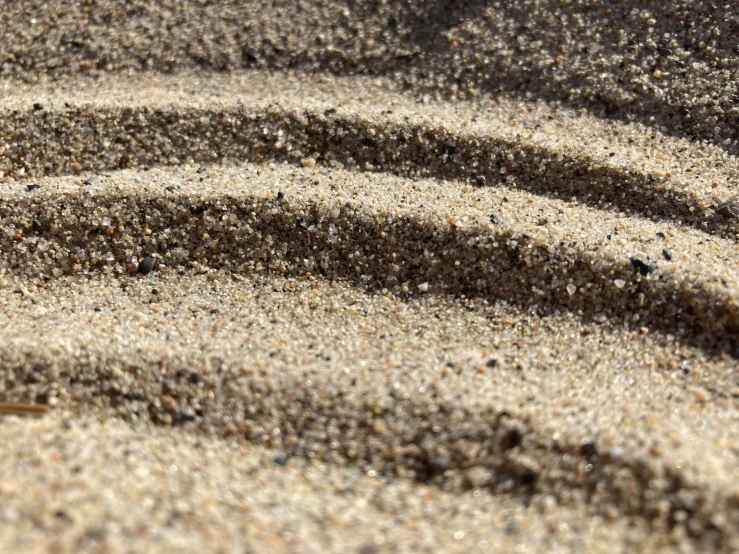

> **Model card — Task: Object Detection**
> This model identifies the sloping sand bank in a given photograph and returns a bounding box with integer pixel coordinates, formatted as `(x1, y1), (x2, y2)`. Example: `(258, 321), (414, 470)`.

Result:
(1, 2), (738, 553)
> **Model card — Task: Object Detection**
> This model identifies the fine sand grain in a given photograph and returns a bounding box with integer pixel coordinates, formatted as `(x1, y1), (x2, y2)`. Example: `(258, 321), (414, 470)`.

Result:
(1, 2), (738, 553)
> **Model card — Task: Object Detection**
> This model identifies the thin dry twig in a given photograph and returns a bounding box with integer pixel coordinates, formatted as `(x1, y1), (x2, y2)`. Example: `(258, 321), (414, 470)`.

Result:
(0, 402), (50, 417)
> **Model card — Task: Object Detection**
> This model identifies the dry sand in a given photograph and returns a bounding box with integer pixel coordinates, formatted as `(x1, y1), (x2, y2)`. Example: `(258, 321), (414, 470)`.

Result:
(1, 2), (738, 553)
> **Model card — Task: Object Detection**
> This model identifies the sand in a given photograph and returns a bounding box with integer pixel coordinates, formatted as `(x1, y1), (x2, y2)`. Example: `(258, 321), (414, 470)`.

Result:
(0, 1), (738, 553)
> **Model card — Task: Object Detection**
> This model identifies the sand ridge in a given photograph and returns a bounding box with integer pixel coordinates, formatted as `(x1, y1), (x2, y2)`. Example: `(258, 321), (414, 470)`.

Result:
(1, 2), (739, 553)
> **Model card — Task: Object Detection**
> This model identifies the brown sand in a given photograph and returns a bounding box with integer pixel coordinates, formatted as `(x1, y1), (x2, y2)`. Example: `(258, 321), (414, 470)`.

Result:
(1, 2), (738, 553)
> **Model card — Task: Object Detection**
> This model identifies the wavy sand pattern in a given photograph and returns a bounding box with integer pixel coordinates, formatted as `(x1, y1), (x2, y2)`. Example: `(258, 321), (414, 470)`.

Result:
(1, 2), (738, 553)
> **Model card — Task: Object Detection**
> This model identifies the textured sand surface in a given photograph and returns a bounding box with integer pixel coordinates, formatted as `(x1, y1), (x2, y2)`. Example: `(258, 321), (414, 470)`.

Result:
(1, 2), (739, 553)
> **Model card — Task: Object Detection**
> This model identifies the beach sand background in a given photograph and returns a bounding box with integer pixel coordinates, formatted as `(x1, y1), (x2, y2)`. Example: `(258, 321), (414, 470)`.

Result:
(0, 1), (738, 552)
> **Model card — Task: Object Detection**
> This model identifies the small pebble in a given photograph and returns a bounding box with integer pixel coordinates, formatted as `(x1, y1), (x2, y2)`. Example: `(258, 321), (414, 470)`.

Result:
(138, 257), (157, 275)
(630, 257), (654, 276)
(161, 395), (177, 414)
(272, 452), (289, 466)
(716, 198), (739, 219)
(427, 453), (451, 473)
